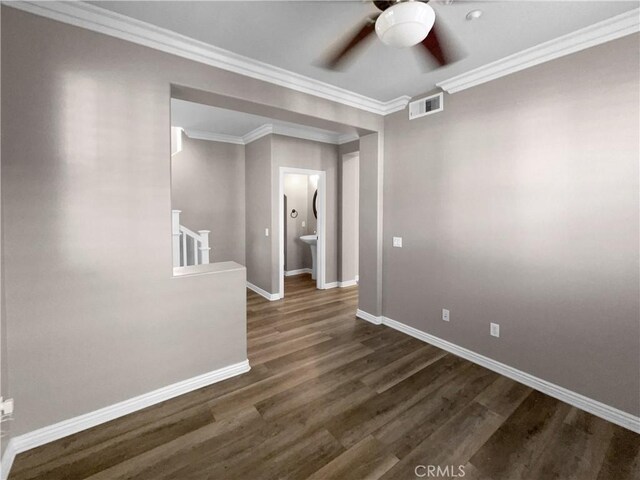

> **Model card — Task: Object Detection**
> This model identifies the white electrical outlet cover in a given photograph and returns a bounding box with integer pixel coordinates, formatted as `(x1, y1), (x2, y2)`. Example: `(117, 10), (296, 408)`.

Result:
(442, 309), (450, 322)
(393, 237), (403, 248)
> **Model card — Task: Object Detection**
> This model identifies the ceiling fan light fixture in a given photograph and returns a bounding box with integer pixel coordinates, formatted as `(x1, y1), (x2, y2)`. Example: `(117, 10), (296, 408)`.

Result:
(375, 1), (436, 48)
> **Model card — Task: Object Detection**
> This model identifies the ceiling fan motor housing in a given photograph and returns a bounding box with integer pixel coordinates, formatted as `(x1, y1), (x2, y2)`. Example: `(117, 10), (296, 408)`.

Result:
(375, 1), (436, 48)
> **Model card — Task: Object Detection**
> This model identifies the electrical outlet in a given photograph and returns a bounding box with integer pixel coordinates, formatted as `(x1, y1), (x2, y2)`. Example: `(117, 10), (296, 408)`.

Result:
(302, 221), (306, 227)
(442, 309), (450, 322)
(265, 228), (269, 237)
(490, 323), (500, 338)
(393, 237), (403, 248)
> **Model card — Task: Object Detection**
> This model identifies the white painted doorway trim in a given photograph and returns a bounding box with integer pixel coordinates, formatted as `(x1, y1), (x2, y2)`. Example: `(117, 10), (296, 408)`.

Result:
(279, 167), (326, 298)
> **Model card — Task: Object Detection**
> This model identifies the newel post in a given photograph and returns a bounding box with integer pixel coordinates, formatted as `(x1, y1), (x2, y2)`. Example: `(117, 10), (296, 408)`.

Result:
(198, 230), (211, 264)
(172, 210), (182, 267)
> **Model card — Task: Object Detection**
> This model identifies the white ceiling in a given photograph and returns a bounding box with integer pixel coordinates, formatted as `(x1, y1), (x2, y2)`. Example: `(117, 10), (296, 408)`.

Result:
(172, 98), (353, 143)
(94, 1), (638, 101)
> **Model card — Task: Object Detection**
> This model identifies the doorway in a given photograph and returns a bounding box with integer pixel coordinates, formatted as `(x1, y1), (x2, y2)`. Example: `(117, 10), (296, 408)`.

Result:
(279, 167), (326, 298)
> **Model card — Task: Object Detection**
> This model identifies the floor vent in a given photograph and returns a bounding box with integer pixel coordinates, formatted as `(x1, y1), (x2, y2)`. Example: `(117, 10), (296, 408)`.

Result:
(409, 92), (443, 120)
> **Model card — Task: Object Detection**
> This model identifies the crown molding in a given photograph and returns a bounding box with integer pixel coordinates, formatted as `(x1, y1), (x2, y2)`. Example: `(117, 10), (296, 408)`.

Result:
(183, 123), (359, 147)
(271, 124), (341, 146)
(183, 129), (245, 145)
(5, 1), (409, 116)
(242, 124), (274, 145)
(338, 133), (360, 145)
(8, 1), (632, 111)
(380, 95), (412, 114)
(437, 7), (640, 94)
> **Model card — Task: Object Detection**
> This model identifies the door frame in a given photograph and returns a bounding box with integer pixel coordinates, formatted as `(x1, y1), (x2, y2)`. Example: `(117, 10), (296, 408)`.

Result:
(278, 167), (326, 298)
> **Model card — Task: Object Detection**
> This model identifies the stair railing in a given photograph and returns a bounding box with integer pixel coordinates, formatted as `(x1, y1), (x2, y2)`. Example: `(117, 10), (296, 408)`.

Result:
(172, 210), (210, 267)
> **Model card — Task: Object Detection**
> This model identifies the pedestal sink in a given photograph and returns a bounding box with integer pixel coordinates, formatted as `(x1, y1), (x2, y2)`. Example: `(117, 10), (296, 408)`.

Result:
(300, 235), (318, 279)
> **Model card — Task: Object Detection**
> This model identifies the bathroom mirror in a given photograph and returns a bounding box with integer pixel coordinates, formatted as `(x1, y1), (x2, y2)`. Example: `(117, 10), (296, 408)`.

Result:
(312, 190), (318, 219)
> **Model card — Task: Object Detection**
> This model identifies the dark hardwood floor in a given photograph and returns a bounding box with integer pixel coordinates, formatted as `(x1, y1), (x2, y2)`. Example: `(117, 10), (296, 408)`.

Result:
(10, 275), (640, 479)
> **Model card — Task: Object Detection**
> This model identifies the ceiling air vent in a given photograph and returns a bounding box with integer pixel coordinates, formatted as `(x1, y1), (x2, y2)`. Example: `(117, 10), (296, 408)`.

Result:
(409, 92), (443, 120)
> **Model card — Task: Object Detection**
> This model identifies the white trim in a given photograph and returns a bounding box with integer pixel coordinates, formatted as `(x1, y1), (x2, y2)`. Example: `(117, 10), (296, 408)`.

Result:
(381, 316), (640, 434)
(186, 123), (360, 147)
(284, 268), (312, 277)
(272, 124), (342, 146)
(325, 280), (358, 289)
(243, 124), (274, 145)
(245, 124), (358, 146)
(246, 282), (280, 301)
(0, 440), (17, 480)
(183, 129), (244, 145)
(380, 96), (412, 115)
(437, 8), (640, 94)
(0, 360), (251, 480)
(5, 1), (410, 115)
(279, 168), (326, 298)
(338, 133), (360, 145)
(5, 2), (636, 111)
(356, 309), (382, 325)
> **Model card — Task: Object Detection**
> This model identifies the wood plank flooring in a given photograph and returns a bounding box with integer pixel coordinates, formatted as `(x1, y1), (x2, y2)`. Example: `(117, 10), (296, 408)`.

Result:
(9, 275), (640, 479)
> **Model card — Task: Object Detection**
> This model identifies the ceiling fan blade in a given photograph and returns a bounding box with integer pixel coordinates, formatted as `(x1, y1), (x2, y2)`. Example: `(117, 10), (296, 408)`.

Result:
(373, 1), (395, 11)
(417, 20), (465, 70)
(420, 24), (449, 66)
(324, 16), (377, 70)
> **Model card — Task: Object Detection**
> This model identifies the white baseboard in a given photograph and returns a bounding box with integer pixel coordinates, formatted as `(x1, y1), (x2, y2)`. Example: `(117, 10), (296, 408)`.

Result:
(323, 279), (357, 289)
(284, 268), (312, 277)
(0, 440), (17, 480)
(246, 282), (280, 301)
(381, 316), (640, 434)
(356, 309), (382, 325)
(287, 278), (355, 290)
(0, 360), (251, 480)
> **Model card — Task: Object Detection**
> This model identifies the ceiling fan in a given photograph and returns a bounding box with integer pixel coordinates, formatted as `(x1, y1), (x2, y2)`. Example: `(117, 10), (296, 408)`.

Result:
(325, 0), (460, 70)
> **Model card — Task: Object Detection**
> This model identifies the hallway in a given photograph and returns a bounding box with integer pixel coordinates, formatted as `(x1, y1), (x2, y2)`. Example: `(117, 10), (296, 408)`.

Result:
(8, 275), (638, 479)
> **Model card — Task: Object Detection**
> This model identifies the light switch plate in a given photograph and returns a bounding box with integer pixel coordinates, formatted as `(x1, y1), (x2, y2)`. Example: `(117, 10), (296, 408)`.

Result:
(393, 237), (403, 248)
(490, 323), (500, 337)
(265, 228), (269, 237)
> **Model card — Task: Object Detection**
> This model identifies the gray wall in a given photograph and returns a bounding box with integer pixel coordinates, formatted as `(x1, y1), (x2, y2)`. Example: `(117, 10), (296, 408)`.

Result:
(284, 174), (312, 272)
(171, 134), (246, 265)
(341, 153), (359, 283)
(245, 136), (273, 292)
(0, 3), (8, 456)
(306, 175), (318, 237)
(383, 34), (640, 415)
(0, 6), (382, 437)
(245, 135), (342, 293)
(169, 87), (383, 314)
(337, 140), (360, 284)
(359, 133), (384, 315)
(271, 135), (339, 293)
(2, 7), (250, 436)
